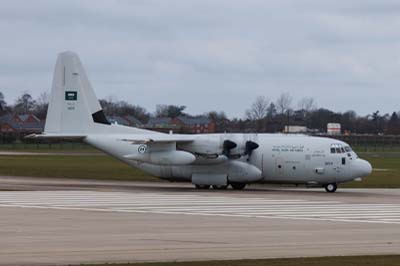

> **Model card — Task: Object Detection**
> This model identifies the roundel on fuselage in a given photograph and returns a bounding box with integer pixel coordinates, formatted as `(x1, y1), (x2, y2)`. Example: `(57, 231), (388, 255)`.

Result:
(138, 144), (147, 154)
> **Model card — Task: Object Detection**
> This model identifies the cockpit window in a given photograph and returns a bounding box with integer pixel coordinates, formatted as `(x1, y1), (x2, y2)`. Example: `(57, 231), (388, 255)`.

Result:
(330, 143), (351, 154)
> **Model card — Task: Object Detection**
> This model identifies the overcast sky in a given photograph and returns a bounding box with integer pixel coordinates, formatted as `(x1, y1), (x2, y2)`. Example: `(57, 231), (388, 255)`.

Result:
(1, 0), (400, 118)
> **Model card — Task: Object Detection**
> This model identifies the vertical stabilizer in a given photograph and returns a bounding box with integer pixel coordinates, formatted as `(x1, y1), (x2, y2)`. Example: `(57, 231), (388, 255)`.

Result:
(45, 51), (108, 134)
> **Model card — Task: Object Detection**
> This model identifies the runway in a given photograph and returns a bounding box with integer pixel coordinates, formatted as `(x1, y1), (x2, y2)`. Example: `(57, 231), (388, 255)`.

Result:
(1, 176), (400, 265)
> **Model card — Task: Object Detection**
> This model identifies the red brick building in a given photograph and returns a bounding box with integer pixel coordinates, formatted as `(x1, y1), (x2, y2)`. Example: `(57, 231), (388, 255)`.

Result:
(143, 116), (215, 134)
(0, 114), (44, 134)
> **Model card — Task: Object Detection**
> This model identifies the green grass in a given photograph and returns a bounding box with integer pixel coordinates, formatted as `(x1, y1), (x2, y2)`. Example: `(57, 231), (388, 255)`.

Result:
(0, 151), (399, 188)
(76, 255), (400, 266)
(0, 142), (98, 153)
(0, 155), (157, 181)
(343, 153), (400, 188)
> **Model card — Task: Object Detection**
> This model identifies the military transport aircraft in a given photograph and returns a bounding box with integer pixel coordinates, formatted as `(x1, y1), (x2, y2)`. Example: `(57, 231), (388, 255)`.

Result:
(29, 51), (372, 193)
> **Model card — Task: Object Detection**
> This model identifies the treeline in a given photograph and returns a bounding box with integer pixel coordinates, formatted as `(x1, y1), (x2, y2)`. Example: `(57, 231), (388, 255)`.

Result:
(1, 91), (400, 135)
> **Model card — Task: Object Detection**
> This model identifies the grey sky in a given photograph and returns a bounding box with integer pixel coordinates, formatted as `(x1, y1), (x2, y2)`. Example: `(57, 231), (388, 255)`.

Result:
(1, 0), (400, 118)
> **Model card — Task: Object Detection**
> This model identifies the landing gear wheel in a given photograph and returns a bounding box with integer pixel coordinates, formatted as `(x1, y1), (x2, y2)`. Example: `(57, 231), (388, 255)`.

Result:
(195, 184), (210, 189)
(230, 182), (246, 190)
(324, 183), (337, 193)
(212, 185), (228, 190)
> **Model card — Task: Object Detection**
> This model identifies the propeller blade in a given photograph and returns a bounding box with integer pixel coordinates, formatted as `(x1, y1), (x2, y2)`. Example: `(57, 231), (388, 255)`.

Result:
(245, 141), (259, 160)
(223, 140), (237, 158)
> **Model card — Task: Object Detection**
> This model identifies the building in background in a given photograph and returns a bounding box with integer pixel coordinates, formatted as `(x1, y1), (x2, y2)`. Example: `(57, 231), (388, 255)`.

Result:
(0, 114), (44, 135)
(143, 116), (215, 134)
(144, 117), (181, 133)
(173, 116), (215, 134)
(284, 125), (307, 133)
(327, 123), (341, 135)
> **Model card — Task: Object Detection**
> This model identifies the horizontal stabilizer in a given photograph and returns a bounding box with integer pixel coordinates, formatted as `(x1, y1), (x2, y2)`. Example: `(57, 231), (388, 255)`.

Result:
(25, 133), (86, 140)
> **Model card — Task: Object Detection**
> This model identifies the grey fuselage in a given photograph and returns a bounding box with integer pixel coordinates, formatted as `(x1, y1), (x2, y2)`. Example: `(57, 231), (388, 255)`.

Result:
(85, 133), (372, 186)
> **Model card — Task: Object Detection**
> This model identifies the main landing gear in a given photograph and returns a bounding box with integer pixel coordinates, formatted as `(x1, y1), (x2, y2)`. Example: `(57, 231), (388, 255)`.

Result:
(194, 183), (247, 190)
(195, 184), (210, 189)
(324, 183), (338, 193)
(230, 182), (246, 190)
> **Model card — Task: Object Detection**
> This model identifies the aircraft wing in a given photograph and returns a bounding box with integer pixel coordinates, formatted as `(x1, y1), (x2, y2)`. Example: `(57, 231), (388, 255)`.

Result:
(26, 134), (195, 143)
(119, 136), (194, 144)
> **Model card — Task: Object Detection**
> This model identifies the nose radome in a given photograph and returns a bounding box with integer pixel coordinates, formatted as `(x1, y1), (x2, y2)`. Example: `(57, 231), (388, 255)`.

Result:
(355, 159), (372, 177)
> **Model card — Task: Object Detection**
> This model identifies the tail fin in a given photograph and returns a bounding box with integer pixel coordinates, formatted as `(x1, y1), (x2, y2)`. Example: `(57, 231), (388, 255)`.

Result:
(44, 51), (109, 134)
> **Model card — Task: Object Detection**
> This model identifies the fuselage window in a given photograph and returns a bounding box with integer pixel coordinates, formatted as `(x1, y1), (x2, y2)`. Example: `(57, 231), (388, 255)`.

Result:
(342, 157), (346, 165)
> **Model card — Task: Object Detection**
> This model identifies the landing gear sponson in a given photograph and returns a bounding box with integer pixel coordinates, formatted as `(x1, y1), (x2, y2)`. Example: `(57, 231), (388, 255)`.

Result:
(195, 183), (247, 190)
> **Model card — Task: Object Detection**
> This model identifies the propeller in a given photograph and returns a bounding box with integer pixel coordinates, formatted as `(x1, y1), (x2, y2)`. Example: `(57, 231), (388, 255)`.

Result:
(222, 140), (237, 158)
(244, 140), (259, 161)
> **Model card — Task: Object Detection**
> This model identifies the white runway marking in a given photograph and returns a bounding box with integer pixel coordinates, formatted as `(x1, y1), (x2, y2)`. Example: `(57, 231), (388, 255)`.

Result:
(1, 191), (400, 224)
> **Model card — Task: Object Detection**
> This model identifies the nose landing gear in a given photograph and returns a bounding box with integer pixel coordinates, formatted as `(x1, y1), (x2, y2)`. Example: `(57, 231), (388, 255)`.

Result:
(324, 183), (337, 193)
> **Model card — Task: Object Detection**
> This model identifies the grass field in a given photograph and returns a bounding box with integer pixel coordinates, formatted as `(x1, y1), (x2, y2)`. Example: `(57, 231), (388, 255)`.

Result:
(0, 155), (157, 181)
(75, 255), (400, 266)
(343, 153), (400, 188)
(0, 151), (399, 188)
(0, 143), (99, 153)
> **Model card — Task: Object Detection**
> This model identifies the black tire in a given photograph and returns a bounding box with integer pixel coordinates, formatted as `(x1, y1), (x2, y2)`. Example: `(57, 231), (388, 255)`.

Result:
(195, 184), (210, 189)
(324, 183), (337, 193)
(230, 182), (246, 190)
(212, 185), (228, 190)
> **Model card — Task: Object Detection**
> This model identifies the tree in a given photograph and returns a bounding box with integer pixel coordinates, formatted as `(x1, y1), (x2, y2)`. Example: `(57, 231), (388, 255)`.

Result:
(298, 97), (316, 114)
(0, 92), (6, 113)
(99, 97), (150, 123)
(207, 111), (230, 132)
(245, 96), (270, 120)
(155, 104), (186, 118)
(370, 110), (388, 134)
(276, 92), (292, 115)
(14, 92), (36, 114)
(387, 112), (400, 135)
(275, 92), (293, 130)
(266, 102), (277, 119)
(33, 92), (49, 119)
(341, 110), (357, 133)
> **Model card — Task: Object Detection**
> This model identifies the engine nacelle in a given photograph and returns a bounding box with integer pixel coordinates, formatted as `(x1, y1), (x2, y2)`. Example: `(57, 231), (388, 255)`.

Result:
(178, 135), (258, 157)
(227, 160), (263, 183)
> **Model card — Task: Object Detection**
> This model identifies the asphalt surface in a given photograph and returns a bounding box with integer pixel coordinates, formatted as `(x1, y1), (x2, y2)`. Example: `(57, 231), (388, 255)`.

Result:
(1, 176), (400, 266)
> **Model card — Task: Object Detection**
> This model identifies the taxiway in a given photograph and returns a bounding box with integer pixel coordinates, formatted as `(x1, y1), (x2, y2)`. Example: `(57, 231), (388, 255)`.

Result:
(1, 176), (399, 266)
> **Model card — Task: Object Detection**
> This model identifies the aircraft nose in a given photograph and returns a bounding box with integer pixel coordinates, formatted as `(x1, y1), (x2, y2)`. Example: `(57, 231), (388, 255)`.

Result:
(353, 159), (372, 177)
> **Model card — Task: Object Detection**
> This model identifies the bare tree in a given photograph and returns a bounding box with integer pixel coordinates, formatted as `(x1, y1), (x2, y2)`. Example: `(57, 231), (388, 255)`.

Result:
(14, 91), (36, 114)
(245, 96), (270, 120)
(275, 92), (292, 115)
(207, 111), (229, 132)
(33, 92), (49, 119)
(0, 91), (6, 113)
(155, 104), (186, 118)
(298, 97), (316, 113)
(99, 96), (150, 123)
